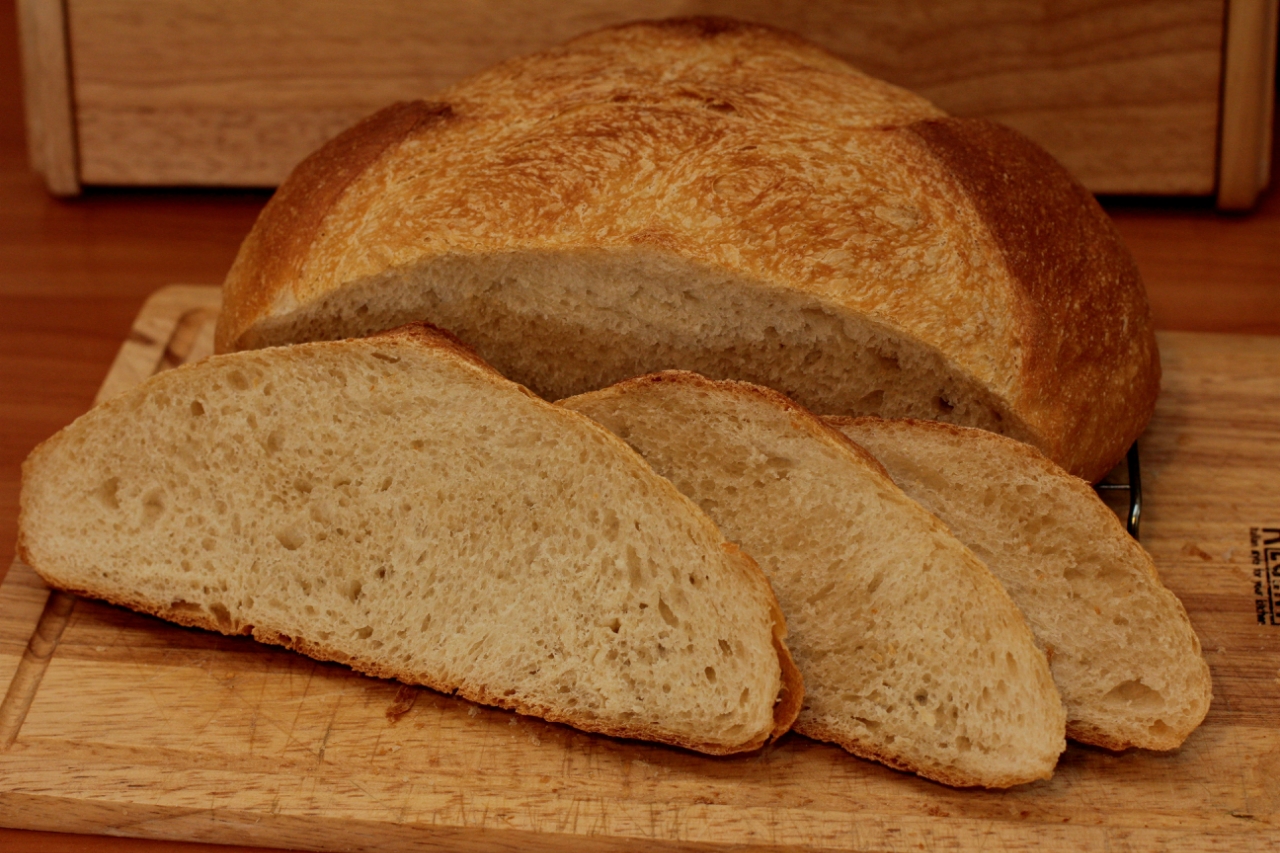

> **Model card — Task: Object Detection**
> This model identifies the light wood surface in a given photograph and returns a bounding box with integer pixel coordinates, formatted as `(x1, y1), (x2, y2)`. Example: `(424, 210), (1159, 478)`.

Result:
(60, 0), (1226, 195)
(2, 287), (1279, 851)
(15, 0), (76, 195)
(1218, 0), (1279, 209)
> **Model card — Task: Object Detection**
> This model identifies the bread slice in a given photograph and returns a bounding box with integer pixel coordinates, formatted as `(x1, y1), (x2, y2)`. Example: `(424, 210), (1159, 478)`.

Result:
(18, 324), (802, 755)
(562, 372), (1066, 787)
(214, 17), (1159, 484)
(826, 416), (1212, 750)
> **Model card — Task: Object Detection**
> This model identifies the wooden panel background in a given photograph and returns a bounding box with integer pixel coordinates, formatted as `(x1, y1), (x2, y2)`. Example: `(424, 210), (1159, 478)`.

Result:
(63, 0), (1226, 194)
(0, 286), (1279, 851)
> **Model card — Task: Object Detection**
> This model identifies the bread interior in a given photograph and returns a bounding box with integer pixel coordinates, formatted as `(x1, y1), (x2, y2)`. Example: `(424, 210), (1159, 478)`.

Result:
(20, 339), (785, 751)
(830, 418), (1212, 750)
(238, 248), (1031, 443)
(564, 376), (1065, 786)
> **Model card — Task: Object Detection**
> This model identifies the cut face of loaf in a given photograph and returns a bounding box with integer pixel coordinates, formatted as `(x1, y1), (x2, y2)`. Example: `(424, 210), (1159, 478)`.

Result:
(827, 416), (1212, 751)
(215, 17), (1160, 484)
(18, 324), (802, 755)
(562, 372), (1067, 788)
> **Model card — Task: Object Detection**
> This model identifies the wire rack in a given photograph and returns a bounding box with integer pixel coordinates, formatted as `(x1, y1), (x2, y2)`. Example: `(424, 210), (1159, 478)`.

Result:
(1094, 442), (1142, 540)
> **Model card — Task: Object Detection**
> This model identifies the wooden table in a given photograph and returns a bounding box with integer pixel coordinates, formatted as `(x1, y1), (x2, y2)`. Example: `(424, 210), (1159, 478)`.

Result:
(2, 4), (1279, 851)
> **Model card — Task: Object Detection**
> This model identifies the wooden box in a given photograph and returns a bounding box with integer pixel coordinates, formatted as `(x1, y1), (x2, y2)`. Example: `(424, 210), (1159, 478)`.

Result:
(16, 0), (1279, 208)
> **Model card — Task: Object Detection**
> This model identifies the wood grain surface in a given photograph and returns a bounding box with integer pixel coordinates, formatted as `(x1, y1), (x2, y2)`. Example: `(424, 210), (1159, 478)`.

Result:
(2, 289), (1280, 851)
(2, 2), (1280, 849)
(63, 0), (1225, 195)
(1218, 0), (1279, 209)
(15, 0), (76, 195)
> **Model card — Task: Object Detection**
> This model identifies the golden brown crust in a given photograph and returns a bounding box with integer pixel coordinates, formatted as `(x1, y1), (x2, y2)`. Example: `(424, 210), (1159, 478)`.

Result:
(792, 720), (1052, 789)
(572, 370), (900, 486)
(901, 118), (1160, 482)
(215, 101), (455, 353)
(728, 540), (805, 739)
(28, 572), (772, 756)
(365, 319), (498, 375)
(217, 17), (1156, 484)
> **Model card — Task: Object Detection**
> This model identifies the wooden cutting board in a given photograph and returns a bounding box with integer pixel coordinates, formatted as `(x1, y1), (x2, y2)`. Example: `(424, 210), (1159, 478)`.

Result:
(1, 285), (1278, 852)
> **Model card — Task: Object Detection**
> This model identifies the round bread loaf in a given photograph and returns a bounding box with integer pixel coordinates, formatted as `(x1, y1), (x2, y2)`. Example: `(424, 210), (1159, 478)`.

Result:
(215, 16), (1159, 483)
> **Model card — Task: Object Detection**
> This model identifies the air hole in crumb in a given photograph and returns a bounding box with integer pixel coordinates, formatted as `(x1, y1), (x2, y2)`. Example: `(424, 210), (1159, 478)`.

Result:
(719, 639), (733, 656)
(626, 545), (643, 587)
(375, 567), (387, 580)
(228, 371), (250, 391)
(371, 352), (400, 363)
(209, 603), (232, 629)
(190, 401), (205, 416)
(275, 526), (305, 550)
(657, 597), (680, 628)
(934, 395), (955, 414)
(379, 476), (392, 492)
(201, 537), (216, 551)
(705, 666), (717, 684)
(354, 626), (373, 639)
(265, 430), (284, 453)
(410, 439), (425, 450)
(343, 579), (363, 602)
(142, 489), (165, 522)
(294, 478), (313, 494)
(95, 477), (121, 511)
(1105, 679), (1164, 708)
(420, 615), (432, 632)
(607, 618), (621, 633)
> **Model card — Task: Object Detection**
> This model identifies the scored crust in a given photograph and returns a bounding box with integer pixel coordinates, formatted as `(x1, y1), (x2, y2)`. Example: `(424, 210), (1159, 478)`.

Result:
(215, 16), (1158, 484)
(19, 322), (802, 755)
(898, 120), (1160, 481)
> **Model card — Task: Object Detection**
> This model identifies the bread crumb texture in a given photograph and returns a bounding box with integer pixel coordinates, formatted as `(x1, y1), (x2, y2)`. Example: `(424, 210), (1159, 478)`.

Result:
(218, 17), (1158, 483)
(829, 416), (1212, 751)
(19, 329), (789, 755)
(564, 372), (1066, 788)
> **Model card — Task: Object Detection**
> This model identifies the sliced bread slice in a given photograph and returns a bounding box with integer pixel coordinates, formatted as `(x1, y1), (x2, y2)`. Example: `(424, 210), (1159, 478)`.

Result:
(19, 324), (802, 755)
(826, 416), (1212, 750)
(562, 372), (1066, 787)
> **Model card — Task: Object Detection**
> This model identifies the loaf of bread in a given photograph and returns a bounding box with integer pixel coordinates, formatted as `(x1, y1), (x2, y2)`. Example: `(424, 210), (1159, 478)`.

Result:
(563, 372), (1066, 787)
(19, 324), (803, 755)
(214, 16), (1159, 484)
(827, 416), (1212, 751)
